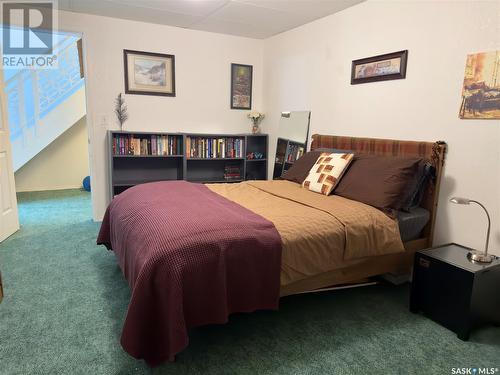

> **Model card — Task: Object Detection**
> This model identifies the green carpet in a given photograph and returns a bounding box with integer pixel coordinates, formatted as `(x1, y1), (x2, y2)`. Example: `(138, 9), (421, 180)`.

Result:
(0, 190), (498, 375)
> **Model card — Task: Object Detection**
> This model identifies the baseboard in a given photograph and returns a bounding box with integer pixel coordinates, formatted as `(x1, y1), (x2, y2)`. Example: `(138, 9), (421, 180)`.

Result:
(16, 185), (83, 193)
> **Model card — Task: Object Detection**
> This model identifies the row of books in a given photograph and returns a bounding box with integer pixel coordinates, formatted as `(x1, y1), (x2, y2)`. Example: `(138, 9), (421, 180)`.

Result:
(186, 137), (244, 159)
(224, 165), (241, 181)
(286, 144), (305, 163)
(113, 134), (182, 156)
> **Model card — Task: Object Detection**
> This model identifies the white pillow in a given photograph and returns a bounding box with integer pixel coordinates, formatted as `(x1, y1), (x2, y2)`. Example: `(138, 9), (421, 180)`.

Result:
(302, 152), (354, 195)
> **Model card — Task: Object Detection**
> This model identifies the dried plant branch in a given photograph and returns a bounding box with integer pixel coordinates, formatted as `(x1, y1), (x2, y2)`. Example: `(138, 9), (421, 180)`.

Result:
(115, 93), (128, 130)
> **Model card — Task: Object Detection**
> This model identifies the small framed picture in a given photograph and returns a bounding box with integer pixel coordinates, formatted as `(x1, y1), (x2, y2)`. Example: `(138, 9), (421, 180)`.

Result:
(351, 50), (408, 85)
(124, 49), (175, 96)
(231, 63), (253, 109)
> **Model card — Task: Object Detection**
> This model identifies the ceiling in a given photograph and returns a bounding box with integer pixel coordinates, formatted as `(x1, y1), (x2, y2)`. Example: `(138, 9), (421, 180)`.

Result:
(57, 0), (365, 39)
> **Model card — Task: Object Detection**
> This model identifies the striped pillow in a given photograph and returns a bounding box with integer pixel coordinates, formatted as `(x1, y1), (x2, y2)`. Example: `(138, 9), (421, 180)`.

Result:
(302, 152), (354, 195)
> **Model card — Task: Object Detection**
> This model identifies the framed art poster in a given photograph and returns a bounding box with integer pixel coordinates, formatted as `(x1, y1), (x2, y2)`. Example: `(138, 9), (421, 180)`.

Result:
(124, 49), (175, 96)
(459, 50), (500, 119)
(351, 50), (408, 85)
(231, 63), (253, 109)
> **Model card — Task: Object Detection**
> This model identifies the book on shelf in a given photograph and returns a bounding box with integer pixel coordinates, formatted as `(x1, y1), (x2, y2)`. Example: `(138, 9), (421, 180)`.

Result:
(186, 136), (244, 159)
(113, 134), (181, 156)
(224, 165), (241, 180)
(286, 144), (305, 163)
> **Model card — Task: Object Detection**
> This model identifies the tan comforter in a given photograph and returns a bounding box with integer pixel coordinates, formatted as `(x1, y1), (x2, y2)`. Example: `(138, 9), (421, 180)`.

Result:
(207, 180), (404, 286)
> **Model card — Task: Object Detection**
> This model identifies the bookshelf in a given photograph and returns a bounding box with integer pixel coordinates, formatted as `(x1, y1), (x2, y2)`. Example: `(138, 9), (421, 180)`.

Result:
(108, 131), (268, 198)
(245, 134), (268, 180)
(109, 131), (184, 197)
(273, 137), (305, 179)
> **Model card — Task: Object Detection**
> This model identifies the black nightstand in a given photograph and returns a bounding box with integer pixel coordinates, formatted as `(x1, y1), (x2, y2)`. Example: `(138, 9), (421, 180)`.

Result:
(410, 243), (500, 340)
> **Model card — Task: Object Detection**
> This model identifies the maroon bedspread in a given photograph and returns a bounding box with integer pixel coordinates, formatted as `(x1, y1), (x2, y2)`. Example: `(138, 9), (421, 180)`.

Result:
(97, 181), (282, 366)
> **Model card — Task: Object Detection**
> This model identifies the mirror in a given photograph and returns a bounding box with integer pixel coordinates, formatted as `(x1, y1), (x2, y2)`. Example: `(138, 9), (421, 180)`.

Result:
(273, 111), (311, 179)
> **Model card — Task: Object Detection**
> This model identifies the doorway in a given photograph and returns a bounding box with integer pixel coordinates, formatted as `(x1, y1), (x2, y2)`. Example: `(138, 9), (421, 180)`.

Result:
(1, 28), (92, 240)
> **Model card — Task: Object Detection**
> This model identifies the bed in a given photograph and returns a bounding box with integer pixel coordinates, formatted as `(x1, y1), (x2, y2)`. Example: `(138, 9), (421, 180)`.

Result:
(278, 134), (447, 295)
(97, 134), (447, 366)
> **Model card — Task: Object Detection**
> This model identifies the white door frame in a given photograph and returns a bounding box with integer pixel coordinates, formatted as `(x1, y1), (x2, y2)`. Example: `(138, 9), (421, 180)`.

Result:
(58, 27), (95, 219)
(0, 67), (20, 242)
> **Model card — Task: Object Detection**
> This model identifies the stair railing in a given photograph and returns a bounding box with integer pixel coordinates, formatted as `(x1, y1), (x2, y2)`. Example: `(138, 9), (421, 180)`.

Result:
(4, 34), (85, 143)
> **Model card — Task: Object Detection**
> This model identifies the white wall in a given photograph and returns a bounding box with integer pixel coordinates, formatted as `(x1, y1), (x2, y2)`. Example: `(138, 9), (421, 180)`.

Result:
(56, 10), (264, 220)
(15, 116), (89, 192)
(263, 0), (500, 254)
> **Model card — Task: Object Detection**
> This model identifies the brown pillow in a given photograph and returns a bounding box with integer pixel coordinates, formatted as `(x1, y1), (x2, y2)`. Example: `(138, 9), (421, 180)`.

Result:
(281, 151), (322, 184)
(334, 154), (423, 211)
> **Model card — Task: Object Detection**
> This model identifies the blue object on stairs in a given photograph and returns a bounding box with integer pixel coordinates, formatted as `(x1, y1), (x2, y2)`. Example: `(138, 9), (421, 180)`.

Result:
(83, 176), (91, 192)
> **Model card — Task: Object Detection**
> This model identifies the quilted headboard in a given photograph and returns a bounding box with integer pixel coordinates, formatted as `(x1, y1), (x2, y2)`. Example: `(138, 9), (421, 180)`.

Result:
(310, 134), (447, 248)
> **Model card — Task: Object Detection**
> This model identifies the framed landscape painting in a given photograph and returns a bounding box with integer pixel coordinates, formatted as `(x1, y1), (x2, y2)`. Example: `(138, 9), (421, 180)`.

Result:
(351, 50), (408, 85)
(231, 63), (253, 109)
(124, 50), (175, 96)
(459, 50), (500, 119)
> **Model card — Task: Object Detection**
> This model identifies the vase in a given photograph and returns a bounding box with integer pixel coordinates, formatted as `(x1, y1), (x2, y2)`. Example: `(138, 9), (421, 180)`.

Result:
(251, 119), (260, 134)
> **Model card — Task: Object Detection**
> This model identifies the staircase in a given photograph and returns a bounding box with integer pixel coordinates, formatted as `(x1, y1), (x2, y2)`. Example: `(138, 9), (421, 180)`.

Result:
(4, 33), (86, 171)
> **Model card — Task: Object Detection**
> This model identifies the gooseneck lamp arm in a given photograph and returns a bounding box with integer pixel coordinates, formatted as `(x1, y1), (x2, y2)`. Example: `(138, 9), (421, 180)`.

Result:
(450, 197), (494, 263)
(469, 200), (491, 255)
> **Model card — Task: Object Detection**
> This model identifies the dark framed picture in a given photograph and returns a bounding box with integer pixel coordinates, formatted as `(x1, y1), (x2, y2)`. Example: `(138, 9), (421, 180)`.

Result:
(351, 50), (408, 85)
(124, 49), (175, 96)
(231, 63), (253, 109)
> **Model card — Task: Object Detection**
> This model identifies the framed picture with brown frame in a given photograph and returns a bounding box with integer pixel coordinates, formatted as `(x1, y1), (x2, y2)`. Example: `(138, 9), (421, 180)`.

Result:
(124, 49), (176, 96)
(231, 63), (253, 109)
(351, 50), (408, 85)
